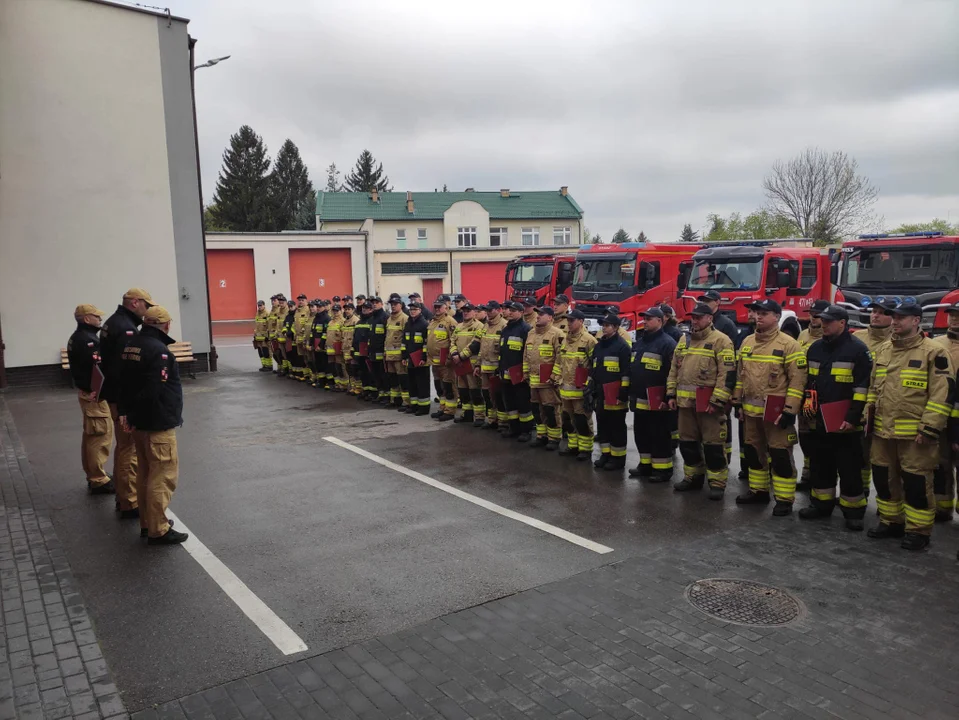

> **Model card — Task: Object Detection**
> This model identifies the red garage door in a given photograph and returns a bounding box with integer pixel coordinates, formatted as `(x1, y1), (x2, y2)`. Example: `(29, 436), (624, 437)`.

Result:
(289, 249), (353, 299)
(206, 249), (256, 321)
(460, 261), (509, 304)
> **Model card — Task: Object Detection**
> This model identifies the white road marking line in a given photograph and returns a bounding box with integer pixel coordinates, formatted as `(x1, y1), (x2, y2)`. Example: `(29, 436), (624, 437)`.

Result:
(323, 436), (614, 555)
(166, 511), (308, 655)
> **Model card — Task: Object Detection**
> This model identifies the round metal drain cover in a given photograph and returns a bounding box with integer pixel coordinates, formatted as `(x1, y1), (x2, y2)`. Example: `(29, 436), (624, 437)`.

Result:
(685, 578), (803, 626)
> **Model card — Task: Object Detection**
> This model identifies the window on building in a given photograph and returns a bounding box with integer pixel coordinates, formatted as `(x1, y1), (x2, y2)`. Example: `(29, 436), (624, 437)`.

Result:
(522, 227), (540, 246)
(417, 228), (428, 248)
(800, 258), (818, 289)
(382, 261), (449, 275)
(490, 227), (507, 247)
(458, 227), (477, 247)
(396, 229), (406, 249)
(553, 226), (572, 245)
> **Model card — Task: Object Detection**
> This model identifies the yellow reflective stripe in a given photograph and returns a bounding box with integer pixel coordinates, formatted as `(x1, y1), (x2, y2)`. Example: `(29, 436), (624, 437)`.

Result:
(743, 356), (782, 364)
(830, 368), (853, 376)
(852, 393), (867, 402)
(875, 368), (888, 376)
(786, 388), (804, 399)
(682, 348), (715, 357)
(808, 367), (819, 376)
(676, 390), (696, 399)
(743, 403), (763, 414)
(839, 496), (868, 509)
(904, 505), (935, 526)
(785, 352), (805, 363)
(927, 402), (951, 416)
(900, 369), (926, 377)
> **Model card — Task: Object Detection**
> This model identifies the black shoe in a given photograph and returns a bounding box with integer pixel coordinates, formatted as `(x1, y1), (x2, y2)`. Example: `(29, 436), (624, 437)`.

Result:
(529, 436), (547, 448)
(901, 533), (930, 551)
(453, 415), (470, 424)
(430, 410), (444, 419)
(845, 518), (864, 532)
(604, 457), (626, 471)
(397, 406), (410, 413)
(147, 528), (189, 545)
(651, 469), (673, 483)
(736, 491), (771, 505)
(708, 487), (725, 501)
(594, 455), (610, 469)
(577, 451), (591, 462)
(433, 397), (440, 403)
(473, 419), (486, 428)
(772, 501), (793, 517)
(88, 479), (115, 495)
(517, 433), (531, 443)
(482, 422), (498, 431)
(414, 408), (430, 416)
(119, 508), (140, 520)
(795, 479), (811, 493)
(258, 367), (272, 373)
(674, 476), (704, 492)
(738, 469), (748, 482)
(935, 511), (954, 523)
(798, 505), (832, 520)
(140, 518), (174, 537)
(545, 441), (559, 452)
(437, 414), (454, 422)
(867, 522), (905, 539)
(628, 465), (652, 479)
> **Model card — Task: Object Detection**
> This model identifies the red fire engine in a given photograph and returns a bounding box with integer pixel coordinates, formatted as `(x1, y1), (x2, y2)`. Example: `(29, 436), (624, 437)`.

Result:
(571, 242), (705, 336)
(837, 232), (959, 335)
(504, 254), (576, 305)
(683, 240), (839, 331)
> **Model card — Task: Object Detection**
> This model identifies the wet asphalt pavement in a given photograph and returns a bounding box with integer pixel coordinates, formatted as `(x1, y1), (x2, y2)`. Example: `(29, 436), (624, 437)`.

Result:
(6, 340), (809, 712)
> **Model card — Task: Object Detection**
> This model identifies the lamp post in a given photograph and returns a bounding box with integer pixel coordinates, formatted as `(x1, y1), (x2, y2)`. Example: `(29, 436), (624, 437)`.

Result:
(194, 55), (230, 70)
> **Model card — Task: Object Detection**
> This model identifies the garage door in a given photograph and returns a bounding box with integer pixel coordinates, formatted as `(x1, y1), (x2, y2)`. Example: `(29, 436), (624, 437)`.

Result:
(206, 249), (256, 321)
(289, 249), (353, 299)
(460, 261), (509, 304)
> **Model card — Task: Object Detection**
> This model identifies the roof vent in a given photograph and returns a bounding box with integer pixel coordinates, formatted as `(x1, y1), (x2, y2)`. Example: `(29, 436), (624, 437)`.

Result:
(371, 189), (379, 203)
(560, 186), (568, 196)
(464, 187), (475, 192)
(500, 189), (510, 198)
(406, 190), (414, 214)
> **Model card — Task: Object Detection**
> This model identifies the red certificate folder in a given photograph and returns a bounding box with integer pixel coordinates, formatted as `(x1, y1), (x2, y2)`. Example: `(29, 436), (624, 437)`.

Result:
(366, 359), (374, 372)
(646, 386), (666, 410)
(333, 341), (343, 354)
(91, 365), (105, 401)
(507, 365), (524, 384)
(574, 366), (589, 388)
(488, 375), (502, 393)
(453, 358), (473, 376)
(285, 339), (293, 352)
(539, 363), (555, 384)
(820, 400), (852, 433)
(764, 395), (786, 424)
(359, 341), (368, 357)
(409, 349), (424, 366)
(603, 381), (622, 406)
(313, 338), (321, 350)
(696, 386), (714, 413)
(439, 347), (449, 365)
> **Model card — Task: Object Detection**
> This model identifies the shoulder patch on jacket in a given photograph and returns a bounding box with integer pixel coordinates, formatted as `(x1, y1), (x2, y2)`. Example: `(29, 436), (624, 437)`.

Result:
(704, 343), (713, 350)
(772, 349), (784, 357)
(935, 355), (949, 370)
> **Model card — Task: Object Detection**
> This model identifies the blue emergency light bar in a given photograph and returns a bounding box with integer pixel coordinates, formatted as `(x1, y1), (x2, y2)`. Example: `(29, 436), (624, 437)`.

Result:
(703, 238), (812, 247)
(857, 231), (945, 239)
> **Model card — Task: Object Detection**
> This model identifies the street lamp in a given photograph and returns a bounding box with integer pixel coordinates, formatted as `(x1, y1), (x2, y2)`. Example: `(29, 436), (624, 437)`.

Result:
(194, 55), (230, 70)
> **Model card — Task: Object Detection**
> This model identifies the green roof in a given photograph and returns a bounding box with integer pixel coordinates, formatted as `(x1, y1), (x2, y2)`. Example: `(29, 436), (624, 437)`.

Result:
(316, 190), (583, 222)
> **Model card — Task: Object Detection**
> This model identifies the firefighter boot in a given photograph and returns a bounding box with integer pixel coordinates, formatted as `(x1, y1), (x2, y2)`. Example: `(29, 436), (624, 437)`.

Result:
(604, 456), (626, 471)
(901, 533), (931, 551)
(674, 475), (705, 492)
(628, 463), (652, 479)
(772, 501), (793, 517)
(529, 436), (547, 448)
(594, 454), (610, 469)
(867, 522), (906, 539)
(736, 491), (771, 505)
(798, 505), (833, 520)
(709, 487), (725, 501)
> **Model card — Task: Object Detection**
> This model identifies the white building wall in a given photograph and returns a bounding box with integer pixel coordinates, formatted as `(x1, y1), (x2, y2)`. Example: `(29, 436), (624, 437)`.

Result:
(0, 0), (190, 368)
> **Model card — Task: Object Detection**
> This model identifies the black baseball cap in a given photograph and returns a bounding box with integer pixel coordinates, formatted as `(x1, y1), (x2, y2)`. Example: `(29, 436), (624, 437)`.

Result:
(946, 302), (959, 314)
(890, 301), (922, 317)
(568, 309), (586, 321)
(433, 297), (445, 307)
(809, 299), (831, 316)
(552, 294), (570, 305)
(536, 306), (554, 316)
(296, 293), (307, 300)
(409, 292), (421, 299)
(453, 294), (467, 302)
(476, 303), (488, 311)
(522, 297), (536, 307)
(505, 301), (524, 312)
(388, 294), (403, 304)
(601, 314), (622, 327)
(689, 304), (715, 316)
(462, 303), (475, 312)
(487, 300), (501, 310)
(408, 301), (422, 310)
(867, 299), (896, 312)
(362, 301), (373, 309)
(332, 304), (341, 312)
(697, 290), (722, 303)
(746, 298), (782, 314)
(332, 295), (341, 302)
(659, 304), (675, 316)
(641, 307), (665, 319)
(344, 302), (355, 309)
(819, 304), (849, 322)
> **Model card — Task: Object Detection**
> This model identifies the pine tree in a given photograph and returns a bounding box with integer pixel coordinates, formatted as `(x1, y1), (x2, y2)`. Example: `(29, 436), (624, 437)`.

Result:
(345, 149), (392, 193)
(636, 231), (648, 243)
(269, 139), (314, 231)
(611, 228), (631, 243)
(293, 190), (317, 230)
(210, 125), (273, 232)
(325, 163), (342, 193)
(680, 223), (700, 242)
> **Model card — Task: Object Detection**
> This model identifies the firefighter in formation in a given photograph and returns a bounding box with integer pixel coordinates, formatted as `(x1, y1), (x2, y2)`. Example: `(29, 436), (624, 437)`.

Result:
(253, 291), (957, 551)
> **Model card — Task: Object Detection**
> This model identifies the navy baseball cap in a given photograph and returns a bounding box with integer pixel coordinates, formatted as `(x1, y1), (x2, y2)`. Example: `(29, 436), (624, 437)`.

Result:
(552, 294), (570, 304)
(640, 307), (665, 319)
(659, 304), (675, 316)
(697, 290), (722, 302)
(746, 298), (782, 314)
(689, 303), (715, 316)
(536, 306), (555, 316)
(408, 301), (422, 310)
(890, 301), (922, 317)
(819, 304), (849, 322)
(809, 299), (831, 316)
(505, 301), (524, 311)
(601, 314), (622, 327)
(569, 309), (586, 321)
(522, 297), (536, 307)
(487, 300), (502, 310)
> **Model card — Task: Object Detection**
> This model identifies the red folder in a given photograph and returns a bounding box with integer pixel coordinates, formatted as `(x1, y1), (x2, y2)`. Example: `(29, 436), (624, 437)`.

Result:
(91, 365), (105, 402)
(646, 386), (666, 410)
(409, 349), (424, 367)
(696, 387), (714, 413)
(488, 375), (502, 393)
(763, 395), (786, 424)
(334, 341), (343, 354)
(820, 400), (852, 433)
(539, 363), (555, 384)
(574, 366), (589, 388)
(864, 407), (875, 436)
(313, 338), (321, 350)
(271, 340), (279, 353)
(439, 347), (449, 365)
(454, 358), (473, 377)
(359, 341), (368, 357)
(366, 359), (373, 372)
(507, 365), (524, 384)
(285, 339), (293, 353)
(603, 381), (622, 406)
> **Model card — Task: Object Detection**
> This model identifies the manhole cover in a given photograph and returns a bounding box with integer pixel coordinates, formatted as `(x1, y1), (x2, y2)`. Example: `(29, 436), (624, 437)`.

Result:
(685, 578), (804, 626)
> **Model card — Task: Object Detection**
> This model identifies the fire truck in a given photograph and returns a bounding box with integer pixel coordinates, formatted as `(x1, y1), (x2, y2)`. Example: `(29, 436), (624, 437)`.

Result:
(683, 239), (839, 331)
(837, 232), (959, 334)
(504, 253), (576, 306)
(571, 242), (705, 337)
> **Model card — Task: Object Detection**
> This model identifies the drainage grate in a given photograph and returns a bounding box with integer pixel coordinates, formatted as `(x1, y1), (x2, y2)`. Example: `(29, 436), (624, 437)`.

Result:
(685, 578), (804, 626)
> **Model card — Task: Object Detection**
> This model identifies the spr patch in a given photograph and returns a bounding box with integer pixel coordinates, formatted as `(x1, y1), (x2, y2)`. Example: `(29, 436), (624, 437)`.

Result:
(935, 355), (949, 371)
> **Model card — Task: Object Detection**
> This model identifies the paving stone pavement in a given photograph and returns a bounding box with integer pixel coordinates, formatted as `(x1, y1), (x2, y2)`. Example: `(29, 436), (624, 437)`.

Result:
(132, 512), (959, 720)
(0, 398), (127, 720)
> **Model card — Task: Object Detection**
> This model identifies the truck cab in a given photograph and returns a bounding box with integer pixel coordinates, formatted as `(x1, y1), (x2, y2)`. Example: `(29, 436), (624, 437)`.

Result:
(505, 254), (576, 306)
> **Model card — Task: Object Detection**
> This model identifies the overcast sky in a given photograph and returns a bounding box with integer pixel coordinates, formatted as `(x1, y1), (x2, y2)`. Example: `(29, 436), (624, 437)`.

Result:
(176, 0), (959, 242)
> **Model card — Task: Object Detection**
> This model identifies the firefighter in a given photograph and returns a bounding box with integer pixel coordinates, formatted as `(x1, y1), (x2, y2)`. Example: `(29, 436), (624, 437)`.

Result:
(605, 306), (634, 346)
(253, 300), (271, 372)
(100, 288), (152, 518)
(352, 302), (375, 399)
(427, 297), (458, 420)
(629, 307), (677, 482)
(304, 300), (320, 387)
(796, 299), (830, 490)
(867, 301), (954, 550)
(409, 292), (433, 321)
(291, 294), (311, 382)
(453, 294), (468, 323)
(552, 294), (571, 335)
(732, 299), (808, 516)
(385, 294), (410, 410)
(853, 301), (894, 495)
(799, 305), (872, 531)
(280, 299), (296, 377)
(340, 302), (359, 395)
(68, 304), (114, 494)
(499, 302), (534, 439)
(403, 302), (432, 415)
(451, 303), (485, 424)
(557, 309), (598, 460)
(736, 306), (759, 482)
(697, 290), (740, 348)
(369, 297), (389, 403)
(326, 301), (345, 391)
(933, 302), (959, 521)
(267, 295), (284, 373)
(470, 300), (508, 430)
(524, 307), (565, 449)
(117, 306), (188, 545)
(659, 304), (683, 342)
(522, 298), (538, 328)
(591, 313), (631, 471)
(475, 304), (488, 324)
(666, 303), (737, 497)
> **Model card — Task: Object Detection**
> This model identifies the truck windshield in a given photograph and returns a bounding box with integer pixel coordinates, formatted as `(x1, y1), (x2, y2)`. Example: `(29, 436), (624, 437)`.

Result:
(688, 257), (764, 291)
(508, 262), (553, 286)
(840, 246), (959, 288)
(573, 255), (635, 292)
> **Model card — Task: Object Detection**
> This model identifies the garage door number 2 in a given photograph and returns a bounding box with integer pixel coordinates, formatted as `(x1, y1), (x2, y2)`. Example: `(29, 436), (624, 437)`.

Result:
(219, 279), (227, 288)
